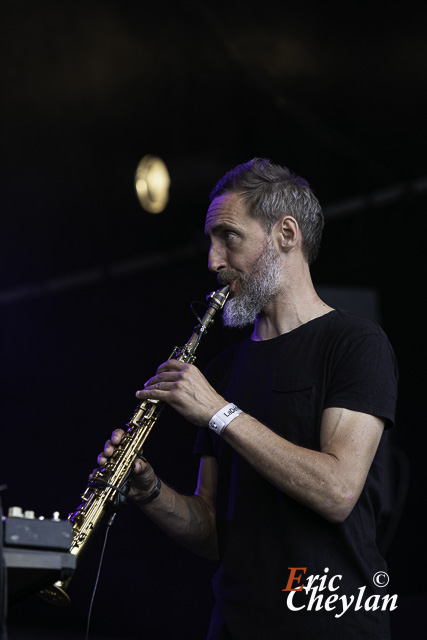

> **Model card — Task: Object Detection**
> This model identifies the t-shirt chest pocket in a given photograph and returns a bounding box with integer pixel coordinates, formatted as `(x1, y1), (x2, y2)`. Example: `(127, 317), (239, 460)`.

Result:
(267, 375), (319, 448)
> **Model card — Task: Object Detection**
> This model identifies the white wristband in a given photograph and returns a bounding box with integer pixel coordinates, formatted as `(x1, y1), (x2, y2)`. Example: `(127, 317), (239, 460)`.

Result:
(209, 403), (242, 436)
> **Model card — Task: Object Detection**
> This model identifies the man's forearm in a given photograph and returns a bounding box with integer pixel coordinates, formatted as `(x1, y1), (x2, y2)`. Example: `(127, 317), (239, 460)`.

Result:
(133, 481), (219, 561)
(222, 408), (384, 523)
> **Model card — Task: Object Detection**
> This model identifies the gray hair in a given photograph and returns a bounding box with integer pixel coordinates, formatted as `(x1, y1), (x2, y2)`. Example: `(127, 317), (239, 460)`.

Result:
(210, 158), (324, 264)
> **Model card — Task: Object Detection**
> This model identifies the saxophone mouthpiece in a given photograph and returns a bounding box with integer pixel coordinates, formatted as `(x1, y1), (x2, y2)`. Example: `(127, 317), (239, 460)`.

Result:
(207, 285), (230, 311)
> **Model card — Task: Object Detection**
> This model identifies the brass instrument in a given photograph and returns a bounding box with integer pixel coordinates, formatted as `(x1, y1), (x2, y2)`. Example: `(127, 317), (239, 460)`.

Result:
(39, 285), (229, 605)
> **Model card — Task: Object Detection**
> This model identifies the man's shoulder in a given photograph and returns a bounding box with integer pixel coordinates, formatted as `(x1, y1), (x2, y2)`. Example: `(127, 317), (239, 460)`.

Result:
(326, 308), (389, 340)
(322, 310), (397, 376)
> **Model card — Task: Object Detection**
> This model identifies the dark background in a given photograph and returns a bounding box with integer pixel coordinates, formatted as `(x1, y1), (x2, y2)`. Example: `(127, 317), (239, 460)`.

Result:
(1, 1), (425, 638)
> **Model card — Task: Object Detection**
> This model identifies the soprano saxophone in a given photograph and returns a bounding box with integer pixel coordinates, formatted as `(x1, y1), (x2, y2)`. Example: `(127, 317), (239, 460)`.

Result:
(39, 285), (229, 605)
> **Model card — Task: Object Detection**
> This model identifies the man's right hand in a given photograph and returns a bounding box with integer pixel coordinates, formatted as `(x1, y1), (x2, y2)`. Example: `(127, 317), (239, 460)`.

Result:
(94, 428), (158, 501)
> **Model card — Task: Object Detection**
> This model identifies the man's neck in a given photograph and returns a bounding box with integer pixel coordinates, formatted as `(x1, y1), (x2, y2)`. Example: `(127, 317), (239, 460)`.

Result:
(251, 277), (334, 341)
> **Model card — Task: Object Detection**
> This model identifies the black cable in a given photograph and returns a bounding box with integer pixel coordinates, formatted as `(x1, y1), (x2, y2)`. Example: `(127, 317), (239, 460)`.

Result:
(190, 300), (206, 327)
(0, 484), (8, 640)
(84, 514), (116, 640)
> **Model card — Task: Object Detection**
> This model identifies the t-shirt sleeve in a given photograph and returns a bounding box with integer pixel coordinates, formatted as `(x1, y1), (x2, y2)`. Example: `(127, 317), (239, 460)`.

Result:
(325, 328), (398, 427)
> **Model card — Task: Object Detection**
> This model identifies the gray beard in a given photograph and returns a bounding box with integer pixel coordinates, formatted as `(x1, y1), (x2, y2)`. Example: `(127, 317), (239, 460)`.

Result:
(222, 238), (282, 329)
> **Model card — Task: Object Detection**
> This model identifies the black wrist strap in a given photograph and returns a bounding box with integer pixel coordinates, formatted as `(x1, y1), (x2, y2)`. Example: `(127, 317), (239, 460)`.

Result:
(137, 477), (162, 505)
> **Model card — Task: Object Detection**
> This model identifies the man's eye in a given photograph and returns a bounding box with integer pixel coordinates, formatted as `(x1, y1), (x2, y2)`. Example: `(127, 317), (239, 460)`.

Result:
(224, 232), (236, 242)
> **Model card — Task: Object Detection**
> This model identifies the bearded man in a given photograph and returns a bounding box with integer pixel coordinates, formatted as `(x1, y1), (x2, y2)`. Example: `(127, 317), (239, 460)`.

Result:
(98, 159), (398, 639)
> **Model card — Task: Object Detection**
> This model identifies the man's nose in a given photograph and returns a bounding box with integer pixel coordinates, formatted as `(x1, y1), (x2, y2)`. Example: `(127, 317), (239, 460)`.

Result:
(208, 243), (227, 273)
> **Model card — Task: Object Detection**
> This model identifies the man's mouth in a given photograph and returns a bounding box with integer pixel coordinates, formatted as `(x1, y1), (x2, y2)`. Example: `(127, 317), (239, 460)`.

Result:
(218, 273), (241, 296)
(228, 278), (236, 290)
(226, 278), (241, 297)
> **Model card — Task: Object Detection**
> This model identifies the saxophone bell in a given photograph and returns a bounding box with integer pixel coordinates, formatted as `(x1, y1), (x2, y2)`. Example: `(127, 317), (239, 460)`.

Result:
(39, 580), (72, 606)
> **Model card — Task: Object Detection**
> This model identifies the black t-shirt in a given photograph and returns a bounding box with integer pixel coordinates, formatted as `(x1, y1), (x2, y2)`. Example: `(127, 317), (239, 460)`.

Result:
(194, 309), (398, 640)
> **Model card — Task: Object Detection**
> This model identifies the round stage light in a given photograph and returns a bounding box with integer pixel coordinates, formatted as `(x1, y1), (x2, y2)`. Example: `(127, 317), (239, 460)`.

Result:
(135, 155), (170, 213)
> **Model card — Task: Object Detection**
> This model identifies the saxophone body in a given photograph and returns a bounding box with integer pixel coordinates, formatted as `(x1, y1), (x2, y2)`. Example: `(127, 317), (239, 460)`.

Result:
(39, 285), (229, 605)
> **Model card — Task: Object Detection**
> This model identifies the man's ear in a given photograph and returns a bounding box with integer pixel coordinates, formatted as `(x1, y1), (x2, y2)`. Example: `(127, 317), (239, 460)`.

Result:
(274, 215), (300, 252)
